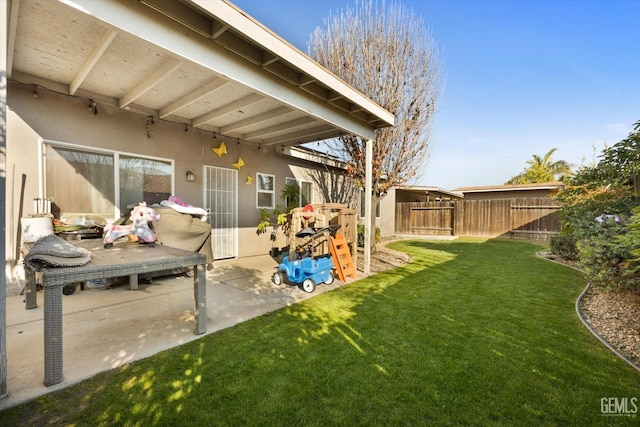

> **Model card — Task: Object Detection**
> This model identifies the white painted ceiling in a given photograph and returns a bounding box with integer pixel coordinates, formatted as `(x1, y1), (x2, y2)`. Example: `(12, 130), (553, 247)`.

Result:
(6, 0), (393, 148)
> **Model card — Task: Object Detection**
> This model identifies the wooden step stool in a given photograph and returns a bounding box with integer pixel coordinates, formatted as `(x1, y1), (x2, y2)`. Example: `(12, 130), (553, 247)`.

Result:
(330, 233), (357, 282)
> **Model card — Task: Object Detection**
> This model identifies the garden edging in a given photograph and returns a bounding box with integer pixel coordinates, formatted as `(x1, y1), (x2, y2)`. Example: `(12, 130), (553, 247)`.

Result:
(537, 251), (640, 373)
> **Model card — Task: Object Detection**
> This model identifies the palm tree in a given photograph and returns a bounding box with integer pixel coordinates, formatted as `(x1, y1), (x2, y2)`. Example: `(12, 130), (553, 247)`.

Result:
(506, 148), (572, 184)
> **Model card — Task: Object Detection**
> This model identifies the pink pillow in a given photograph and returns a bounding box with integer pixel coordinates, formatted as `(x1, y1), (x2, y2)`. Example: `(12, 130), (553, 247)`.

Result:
(169, 195), (192, 207)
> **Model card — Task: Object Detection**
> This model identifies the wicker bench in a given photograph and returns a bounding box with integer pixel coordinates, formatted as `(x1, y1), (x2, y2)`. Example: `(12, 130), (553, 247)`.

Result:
(23, 239), (207, 386)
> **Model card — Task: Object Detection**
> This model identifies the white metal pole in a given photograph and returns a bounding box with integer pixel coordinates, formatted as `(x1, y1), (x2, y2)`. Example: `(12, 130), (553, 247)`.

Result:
(364, 138), (372, 276)
(1, 0), (9, 398)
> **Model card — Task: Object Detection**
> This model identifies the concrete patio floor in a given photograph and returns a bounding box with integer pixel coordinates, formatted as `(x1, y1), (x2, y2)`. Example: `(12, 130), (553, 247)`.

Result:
(0, 254), (353, 410)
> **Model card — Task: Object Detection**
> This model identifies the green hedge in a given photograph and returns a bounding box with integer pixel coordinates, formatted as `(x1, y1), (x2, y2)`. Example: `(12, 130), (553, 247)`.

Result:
(549, 233), (579, 260)
(357, 224), (381, 247)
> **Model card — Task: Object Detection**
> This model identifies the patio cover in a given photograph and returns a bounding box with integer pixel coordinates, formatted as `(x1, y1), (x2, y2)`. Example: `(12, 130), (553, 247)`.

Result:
(6, 0), (393, 146)
(1, 0), (393, 394)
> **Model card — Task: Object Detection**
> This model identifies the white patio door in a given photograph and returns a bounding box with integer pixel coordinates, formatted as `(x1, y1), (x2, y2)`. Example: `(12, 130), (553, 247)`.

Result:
(204, 166), (238, 259)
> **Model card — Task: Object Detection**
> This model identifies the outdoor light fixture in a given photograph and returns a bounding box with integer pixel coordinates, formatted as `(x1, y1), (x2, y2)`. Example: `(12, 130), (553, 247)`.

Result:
(32, 85), (39, 99)
(146, 116), (155, 138)
(186, 171), (195, 182)
(88, 99), (98, 115)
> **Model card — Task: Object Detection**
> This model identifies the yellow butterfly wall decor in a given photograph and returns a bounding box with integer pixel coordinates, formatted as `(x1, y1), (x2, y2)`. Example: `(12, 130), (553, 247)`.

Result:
(233, 157), (244, 169)
(245, 176), (254, 185)
(212, 141), (227, 157)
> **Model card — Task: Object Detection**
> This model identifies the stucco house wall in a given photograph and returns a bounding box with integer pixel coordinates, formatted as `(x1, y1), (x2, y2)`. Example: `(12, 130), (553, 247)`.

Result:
(376, 188), (396, 238)
(6, 80), (358, 264)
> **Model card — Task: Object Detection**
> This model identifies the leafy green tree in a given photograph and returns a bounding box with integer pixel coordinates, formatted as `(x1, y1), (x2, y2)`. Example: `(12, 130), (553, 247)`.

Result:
(555, 121), (640, 290)
(618, 205), (640, 275)
(506, 148), (572, 184)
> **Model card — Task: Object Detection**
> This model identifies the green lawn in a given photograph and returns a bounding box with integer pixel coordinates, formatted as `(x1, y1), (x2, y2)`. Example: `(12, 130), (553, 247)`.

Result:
(2, 238), (639, 426)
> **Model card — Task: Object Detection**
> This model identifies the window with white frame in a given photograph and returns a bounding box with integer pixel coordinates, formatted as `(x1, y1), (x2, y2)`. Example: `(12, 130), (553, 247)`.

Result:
(360, 191), (381, 218)
(256, 173), (275, 208)
(43, 142), (172, 220)
(284, 177), (313, 210)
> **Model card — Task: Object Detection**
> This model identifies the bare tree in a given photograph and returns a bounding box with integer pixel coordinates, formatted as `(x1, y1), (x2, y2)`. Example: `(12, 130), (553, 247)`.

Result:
(308, 0), (442, 250)
(304, 166), (361, 208)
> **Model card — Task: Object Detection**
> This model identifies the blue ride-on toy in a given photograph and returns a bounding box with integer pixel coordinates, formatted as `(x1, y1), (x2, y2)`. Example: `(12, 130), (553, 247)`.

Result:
(272, 224), (340, 293)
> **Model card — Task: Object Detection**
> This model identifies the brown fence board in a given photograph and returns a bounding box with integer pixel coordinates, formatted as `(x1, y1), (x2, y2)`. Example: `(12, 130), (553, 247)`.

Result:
(395, 197), (561, 239)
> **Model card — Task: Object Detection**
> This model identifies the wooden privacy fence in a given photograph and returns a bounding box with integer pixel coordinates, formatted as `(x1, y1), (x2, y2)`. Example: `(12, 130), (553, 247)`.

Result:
(395, 198), (562, 239)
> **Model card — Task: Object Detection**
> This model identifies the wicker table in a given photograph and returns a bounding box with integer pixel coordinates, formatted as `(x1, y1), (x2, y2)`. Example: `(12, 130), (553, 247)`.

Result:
(24, 240), (207, 386)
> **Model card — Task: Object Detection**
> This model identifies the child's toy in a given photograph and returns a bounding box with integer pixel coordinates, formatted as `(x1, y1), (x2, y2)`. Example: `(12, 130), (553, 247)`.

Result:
(272, 224), (340, 293)
(103, 202), (160, 248)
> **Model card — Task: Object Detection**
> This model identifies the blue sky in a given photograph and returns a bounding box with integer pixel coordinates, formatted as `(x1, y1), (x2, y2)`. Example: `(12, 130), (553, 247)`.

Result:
(232, 0), (640, 189)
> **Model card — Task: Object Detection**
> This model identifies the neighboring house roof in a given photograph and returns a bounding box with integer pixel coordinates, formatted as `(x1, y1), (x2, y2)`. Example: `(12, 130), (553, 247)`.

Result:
(397, 185), (464, 199)
(283, 145), (346, 169)
(454, 182), (565, 194)
(7, 0), (393, 148)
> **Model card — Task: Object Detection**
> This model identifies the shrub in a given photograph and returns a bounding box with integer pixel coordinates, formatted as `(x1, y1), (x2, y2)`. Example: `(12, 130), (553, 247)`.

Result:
(553, 120), (640, 290)
(550, 233), (579, 260)
(357, 224), (381, 247)
(578, 219), (635, 290)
